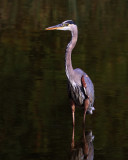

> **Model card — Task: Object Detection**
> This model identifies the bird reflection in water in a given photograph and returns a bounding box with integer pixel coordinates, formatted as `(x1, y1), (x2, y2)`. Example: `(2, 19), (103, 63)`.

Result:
(70, 127), (94, 160)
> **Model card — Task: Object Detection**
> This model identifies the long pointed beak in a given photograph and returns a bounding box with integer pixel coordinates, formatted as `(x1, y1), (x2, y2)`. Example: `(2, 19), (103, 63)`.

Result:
(45, 23), (63, 30)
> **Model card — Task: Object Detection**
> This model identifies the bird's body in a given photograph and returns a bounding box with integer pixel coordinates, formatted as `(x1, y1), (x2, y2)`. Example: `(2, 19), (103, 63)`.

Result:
(67, 69), (94, 112)
(46, 20), (95, 125)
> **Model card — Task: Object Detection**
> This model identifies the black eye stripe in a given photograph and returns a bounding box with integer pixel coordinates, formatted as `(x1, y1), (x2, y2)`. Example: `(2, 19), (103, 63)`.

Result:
(65, 20), (75, 24)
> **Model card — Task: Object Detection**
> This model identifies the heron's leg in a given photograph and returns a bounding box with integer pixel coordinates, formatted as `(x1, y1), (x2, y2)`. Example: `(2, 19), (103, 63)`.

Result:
(71, 100), (75, 126)
(83, 98), (89, 125)
(71, 125), (75, 149)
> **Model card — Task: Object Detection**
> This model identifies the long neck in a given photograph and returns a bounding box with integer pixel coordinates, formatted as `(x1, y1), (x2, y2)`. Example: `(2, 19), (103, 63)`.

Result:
(65, 26), (78, 80)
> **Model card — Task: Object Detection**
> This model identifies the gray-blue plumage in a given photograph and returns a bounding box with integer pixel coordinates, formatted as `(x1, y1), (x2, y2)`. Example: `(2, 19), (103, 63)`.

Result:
(68, 68), (95, 114)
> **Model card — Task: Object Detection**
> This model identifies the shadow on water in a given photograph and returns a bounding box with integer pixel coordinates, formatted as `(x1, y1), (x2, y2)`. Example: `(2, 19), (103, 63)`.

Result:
(70, 126), (94, 160)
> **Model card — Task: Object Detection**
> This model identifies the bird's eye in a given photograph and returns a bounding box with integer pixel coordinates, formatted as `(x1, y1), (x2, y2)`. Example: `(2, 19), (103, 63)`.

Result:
(63, 23), (69, 27)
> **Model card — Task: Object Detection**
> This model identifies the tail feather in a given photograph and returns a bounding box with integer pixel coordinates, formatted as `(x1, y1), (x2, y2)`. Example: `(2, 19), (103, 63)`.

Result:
(87, 106), (95, 114)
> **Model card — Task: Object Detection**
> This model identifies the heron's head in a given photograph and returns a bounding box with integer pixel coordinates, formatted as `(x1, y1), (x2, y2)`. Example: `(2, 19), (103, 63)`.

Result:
(45, 20), (76, 31)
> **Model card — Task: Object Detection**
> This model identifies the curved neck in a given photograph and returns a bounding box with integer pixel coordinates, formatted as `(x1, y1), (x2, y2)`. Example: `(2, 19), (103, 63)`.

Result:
(65, 26), (78, 80)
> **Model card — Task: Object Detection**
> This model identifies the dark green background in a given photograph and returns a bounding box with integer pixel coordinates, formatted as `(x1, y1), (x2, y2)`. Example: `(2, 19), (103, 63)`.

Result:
(0, 0), (128, 159)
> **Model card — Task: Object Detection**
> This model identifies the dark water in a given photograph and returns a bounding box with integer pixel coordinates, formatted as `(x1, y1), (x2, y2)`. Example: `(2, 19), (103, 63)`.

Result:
(0, 0), (128, 159)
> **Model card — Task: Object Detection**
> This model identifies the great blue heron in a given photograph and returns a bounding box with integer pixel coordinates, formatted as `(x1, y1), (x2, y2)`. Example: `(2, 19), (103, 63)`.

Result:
(46, 20), (95, 125)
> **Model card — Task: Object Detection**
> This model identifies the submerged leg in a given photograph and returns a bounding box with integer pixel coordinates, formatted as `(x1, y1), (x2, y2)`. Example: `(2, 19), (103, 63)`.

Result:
(71, 100), (75, 126)
(83, 98), (89, 125)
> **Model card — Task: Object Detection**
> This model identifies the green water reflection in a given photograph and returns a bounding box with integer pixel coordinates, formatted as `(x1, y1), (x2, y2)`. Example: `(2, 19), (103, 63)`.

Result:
(0, 0), (128, 159)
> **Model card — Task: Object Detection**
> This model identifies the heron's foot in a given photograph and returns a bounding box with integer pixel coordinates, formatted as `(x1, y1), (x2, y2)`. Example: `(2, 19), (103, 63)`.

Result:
(81, 75), (87, 88)
(83, 98), (89, 125)
(71, 100), (75, 126)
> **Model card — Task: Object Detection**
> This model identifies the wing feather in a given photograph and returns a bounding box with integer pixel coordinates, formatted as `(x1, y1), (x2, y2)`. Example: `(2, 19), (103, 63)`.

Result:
(83, 74), (94, 105)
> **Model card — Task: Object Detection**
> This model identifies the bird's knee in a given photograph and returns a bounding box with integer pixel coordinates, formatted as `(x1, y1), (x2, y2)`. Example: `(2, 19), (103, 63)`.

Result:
(71, 100), (75, 113)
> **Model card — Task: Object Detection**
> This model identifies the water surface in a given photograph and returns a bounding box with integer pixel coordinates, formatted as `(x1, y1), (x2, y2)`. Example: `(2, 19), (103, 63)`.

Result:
(0, 0), (128, 159)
